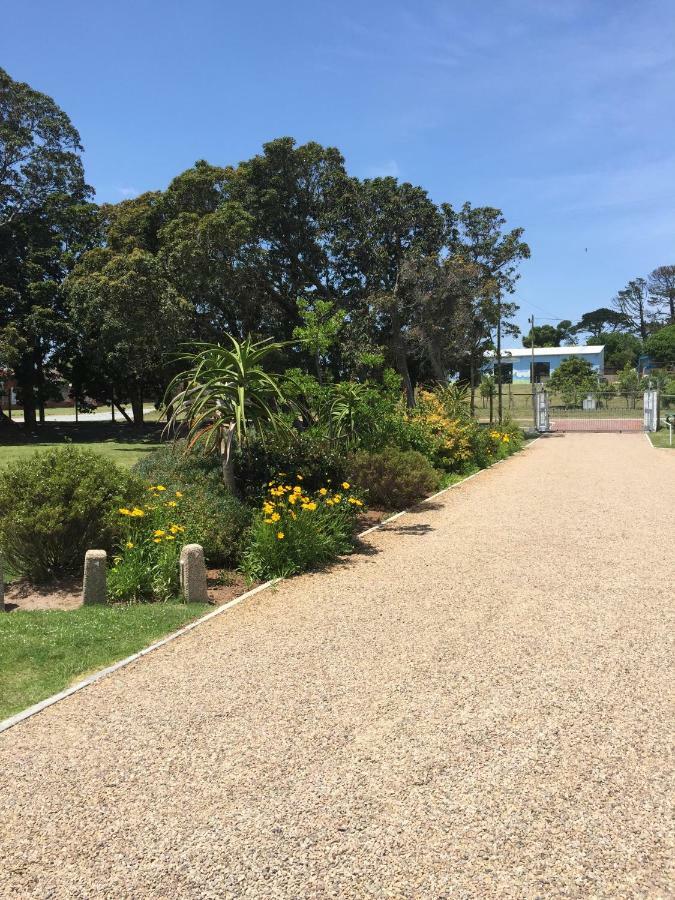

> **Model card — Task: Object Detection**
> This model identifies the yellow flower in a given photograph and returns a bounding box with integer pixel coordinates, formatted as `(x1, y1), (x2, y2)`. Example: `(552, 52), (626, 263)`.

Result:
(152, 538), (161, 544)
(348, 497), (363, 506)
(119, 507), (132, 516)
(288, 493), (298, 505)
(125, 541), (134, 549)
(175, 491), (183, 498)
(264, 518), (274, 524)
(165, 535), (176, 541)
(293, 486), (302, 494)
(290, 511), (296, 520)
(166, 500), (178, 507)
(277, 531), (285, 540)
(319, 488), (328, 496)
(333, 494), (342, 503)
(131, 508), (145, 517)
(155, 485), (167, 492)
(301, 501), (317, 511)
(154, 529), (166, 537)
(297, 475), (303, 481)
(271, 512), (281, 522)
(342, 482), (350, 490)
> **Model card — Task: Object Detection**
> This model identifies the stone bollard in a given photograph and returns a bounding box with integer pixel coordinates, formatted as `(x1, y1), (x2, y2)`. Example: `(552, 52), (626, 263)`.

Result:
(180, 544), (209, 603)
(82, 550), (107, 605)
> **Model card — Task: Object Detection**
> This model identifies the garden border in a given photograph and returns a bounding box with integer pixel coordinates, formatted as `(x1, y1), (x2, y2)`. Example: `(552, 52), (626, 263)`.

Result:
(0, 438), (539, 736)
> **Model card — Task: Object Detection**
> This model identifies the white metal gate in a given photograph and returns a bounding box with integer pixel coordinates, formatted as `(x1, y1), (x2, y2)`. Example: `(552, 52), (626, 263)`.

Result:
(534, 389), (660, 433)
(534, 391), (549, 432)
(643, 390), (659, 432)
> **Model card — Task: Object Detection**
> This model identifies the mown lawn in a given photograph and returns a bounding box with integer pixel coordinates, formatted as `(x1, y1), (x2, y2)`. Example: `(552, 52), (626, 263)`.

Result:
(648, 429), (675, 449)
(0, 602), (207, 721)
(0, 421), (164, 468)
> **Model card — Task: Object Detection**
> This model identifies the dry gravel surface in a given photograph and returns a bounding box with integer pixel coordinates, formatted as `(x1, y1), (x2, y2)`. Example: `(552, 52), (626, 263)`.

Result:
(1, 433), (674, 899)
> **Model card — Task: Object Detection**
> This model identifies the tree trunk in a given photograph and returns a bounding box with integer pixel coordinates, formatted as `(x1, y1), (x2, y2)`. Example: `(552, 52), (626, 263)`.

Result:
(469, 357), (476, 417)
(315, 348), (323, 384)
(220, 423), (238, 494)
(390, 316), (414, 408)
(114, 402), (133, 424)
(130, 384), (144, 426)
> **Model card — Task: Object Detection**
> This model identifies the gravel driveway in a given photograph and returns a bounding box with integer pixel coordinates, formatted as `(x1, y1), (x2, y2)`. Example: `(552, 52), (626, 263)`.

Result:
(1, 433), (673, 899)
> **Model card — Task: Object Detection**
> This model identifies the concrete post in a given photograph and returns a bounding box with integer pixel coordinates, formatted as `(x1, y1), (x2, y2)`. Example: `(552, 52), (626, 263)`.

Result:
(82, 550), (107, 604)
(180, 544), (209, 603)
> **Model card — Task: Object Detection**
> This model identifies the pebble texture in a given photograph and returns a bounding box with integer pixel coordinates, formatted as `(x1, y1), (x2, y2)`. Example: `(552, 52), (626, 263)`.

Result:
(1, 433), (673, 899)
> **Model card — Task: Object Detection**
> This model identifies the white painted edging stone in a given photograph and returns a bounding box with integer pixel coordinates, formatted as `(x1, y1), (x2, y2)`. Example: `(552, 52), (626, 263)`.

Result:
(0, 438), (540, 736)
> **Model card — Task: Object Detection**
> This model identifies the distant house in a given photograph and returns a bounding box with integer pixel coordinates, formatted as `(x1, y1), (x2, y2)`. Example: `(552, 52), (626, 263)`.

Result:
(485, 346), (605, 384)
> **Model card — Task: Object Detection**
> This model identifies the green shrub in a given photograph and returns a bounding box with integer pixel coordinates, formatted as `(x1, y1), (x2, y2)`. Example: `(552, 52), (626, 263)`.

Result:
(0, 448), (143, 582)
(134, 444), (251, 566)
(348, 448), (442, 510)
(240, 478), (363, 580)
(236, 428), (349, 501)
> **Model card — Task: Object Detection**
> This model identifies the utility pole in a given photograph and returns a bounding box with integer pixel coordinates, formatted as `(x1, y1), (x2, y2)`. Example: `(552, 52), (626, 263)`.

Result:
(529, 314), (536, 429)
(496, 297), (503, 425)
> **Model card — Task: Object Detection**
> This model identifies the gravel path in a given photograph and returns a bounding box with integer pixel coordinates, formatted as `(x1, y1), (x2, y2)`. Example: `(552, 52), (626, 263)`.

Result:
(1, 434), (673, 899)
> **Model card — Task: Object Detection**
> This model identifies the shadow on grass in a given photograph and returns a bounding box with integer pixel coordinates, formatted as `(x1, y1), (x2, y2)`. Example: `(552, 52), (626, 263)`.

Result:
(0, 420), (163, 449)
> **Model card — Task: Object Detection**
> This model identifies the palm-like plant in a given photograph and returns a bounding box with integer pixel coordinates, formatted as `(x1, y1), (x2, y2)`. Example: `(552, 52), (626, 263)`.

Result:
(164, 336), (289, 492)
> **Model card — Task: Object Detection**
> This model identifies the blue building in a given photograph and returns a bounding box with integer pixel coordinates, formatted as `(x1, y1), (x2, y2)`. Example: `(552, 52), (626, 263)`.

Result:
(485, 345), (605, 384)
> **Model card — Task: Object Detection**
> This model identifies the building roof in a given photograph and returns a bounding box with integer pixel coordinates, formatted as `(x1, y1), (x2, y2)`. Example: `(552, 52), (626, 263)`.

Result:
(486, 345), (604, 358)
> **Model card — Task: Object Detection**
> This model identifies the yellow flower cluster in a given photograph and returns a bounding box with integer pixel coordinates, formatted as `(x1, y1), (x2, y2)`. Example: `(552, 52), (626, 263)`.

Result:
(119, 507), (145, 517)
(416, 391), (473, 462)
(489, 431), (511, 443)
(261, 477), (363, 538)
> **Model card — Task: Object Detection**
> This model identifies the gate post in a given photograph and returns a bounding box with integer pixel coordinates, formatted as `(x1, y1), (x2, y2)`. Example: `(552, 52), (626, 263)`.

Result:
(643, 390), (659, 432)
(534, 389), (549, 432)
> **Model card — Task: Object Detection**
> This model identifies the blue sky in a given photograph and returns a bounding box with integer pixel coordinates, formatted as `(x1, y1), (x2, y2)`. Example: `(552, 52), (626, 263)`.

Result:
(3, 0), (674, 337)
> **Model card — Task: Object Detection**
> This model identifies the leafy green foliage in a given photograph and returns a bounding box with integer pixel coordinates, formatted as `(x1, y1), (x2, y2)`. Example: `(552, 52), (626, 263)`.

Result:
(349, 448), (442, 510)
(0, 448), (142, 582)
(644, 324), (675, 367)
(594, 331), (642, 370)
(547, 357), (599, 404)
(240, 479), (362, 580)
(164, 336), (290, 491)
(133, 443), (252, 566)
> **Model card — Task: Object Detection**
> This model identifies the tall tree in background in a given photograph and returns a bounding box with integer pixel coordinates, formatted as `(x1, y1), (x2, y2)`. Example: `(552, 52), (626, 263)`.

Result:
(0, 67), (97, 427)
(521, 320), (574, 348)
(444, 203), (530, 413)
(337, 177), (445, 405)
(573, 307), (629, 340)
(647, 265), (675, 325)
(613, 278), (651, 340)
(66, 248), (192, 424)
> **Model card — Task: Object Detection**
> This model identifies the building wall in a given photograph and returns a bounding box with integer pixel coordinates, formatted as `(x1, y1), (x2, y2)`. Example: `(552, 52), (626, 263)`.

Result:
(499, 350), (605, 384)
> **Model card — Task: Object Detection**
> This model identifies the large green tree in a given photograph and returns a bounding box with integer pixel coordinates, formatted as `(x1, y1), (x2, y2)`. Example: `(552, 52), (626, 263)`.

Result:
(644, 324), (675, 367)
(521, 321), (574, 348)
(0, 67), (97, 427)
(66, 248), (192, 424)
(613, 278), (651, 340)
(647, 265), (675, 326)
(573, 307), (629, 340)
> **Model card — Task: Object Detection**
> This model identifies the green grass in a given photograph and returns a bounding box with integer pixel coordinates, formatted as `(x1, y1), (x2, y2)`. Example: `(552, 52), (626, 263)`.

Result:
(0, 602), (207, 721)
(0, 421), (164, 468)
(648, 429), (675, 449)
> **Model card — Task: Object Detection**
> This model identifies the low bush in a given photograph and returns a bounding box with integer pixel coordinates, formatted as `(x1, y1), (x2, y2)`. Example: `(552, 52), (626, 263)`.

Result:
(0, 448), (143, 582)
(236, 428), (349, 500)
(348, 448), (442, 510)
(240, 478), (363, 580)
(134, 444), (251, 566)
